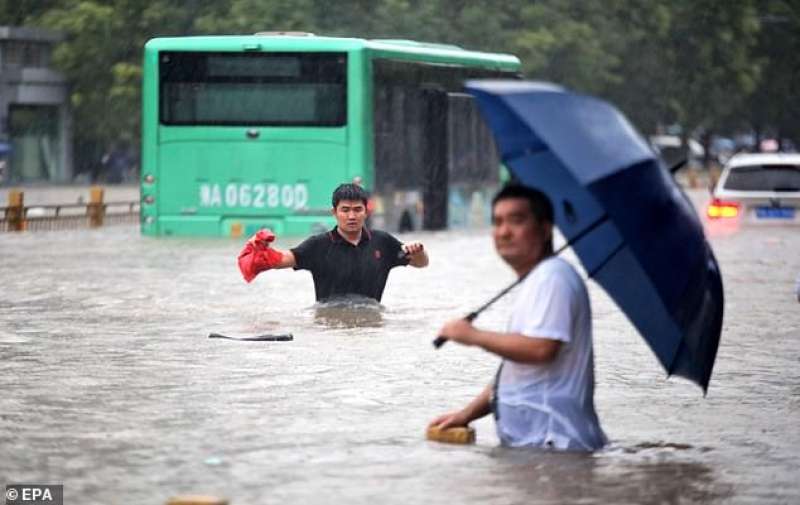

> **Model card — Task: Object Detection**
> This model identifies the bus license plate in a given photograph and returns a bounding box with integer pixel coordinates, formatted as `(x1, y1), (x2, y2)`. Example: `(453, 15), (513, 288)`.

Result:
(755, 207), (795, 219)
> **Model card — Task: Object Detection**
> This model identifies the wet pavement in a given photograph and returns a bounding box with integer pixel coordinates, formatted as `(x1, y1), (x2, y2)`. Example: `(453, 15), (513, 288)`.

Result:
(1, 188), (799, 504)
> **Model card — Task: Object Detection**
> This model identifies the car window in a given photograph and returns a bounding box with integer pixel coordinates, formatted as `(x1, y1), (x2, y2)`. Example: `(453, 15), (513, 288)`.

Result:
(723, 164), (800, 192)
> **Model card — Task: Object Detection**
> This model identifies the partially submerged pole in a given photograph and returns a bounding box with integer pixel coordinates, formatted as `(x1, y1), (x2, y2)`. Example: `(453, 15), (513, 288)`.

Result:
(87, 185), (104, 227)
(6, 189), (25, 231)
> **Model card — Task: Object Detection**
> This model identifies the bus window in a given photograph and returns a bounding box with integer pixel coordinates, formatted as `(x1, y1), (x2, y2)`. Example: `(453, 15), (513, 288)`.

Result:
(372, 59), (508, 232)
(159, 52), (347, 126)
(374, 59), (506, 193)
(447, 92), (499, 184)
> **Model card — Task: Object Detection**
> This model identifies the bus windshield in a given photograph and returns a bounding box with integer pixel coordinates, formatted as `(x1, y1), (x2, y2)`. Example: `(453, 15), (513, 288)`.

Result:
(159, 51), (347, 126)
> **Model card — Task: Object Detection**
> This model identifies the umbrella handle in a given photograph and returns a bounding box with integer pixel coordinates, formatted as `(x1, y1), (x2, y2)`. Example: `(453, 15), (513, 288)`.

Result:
(669, 158), (688, 174)
(432, 312), (478, 348)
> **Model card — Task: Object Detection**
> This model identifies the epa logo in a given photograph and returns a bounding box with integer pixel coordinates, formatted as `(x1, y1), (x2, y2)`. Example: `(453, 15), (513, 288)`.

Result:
(5, 485), (62, 505)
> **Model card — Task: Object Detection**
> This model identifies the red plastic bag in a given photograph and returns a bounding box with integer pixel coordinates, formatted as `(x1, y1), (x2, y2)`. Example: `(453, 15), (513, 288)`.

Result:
(237, 229), (283, 282)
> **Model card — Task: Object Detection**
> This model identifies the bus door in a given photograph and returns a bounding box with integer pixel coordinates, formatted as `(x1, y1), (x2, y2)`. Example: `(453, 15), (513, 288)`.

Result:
(422, 89), (499, 231)
(446, 92), (502, 228)
(421, 88), (449, 231)
(372, 83), (450, 232)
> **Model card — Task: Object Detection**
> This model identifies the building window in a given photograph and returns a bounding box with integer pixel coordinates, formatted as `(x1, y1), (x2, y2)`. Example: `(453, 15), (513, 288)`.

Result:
(2, 41), (23, 65)
(0, 41), (51, 67)
(8, 105), (62, 182)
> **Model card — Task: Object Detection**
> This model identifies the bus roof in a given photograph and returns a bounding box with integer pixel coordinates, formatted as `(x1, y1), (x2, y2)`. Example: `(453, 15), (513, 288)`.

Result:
(144, 34), (521, 70)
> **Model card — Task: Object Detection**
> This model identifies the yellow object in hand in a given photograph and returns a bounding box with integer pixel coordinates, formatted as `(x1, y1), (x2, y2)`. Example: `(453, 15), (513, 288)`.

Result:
(426, 425), (476, 444)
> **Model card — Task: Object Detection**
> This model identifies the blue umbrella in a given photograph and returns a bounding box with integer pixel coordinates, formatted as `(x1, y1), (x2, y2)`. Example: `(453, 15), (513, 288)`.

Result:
(465, 80), (723, 392)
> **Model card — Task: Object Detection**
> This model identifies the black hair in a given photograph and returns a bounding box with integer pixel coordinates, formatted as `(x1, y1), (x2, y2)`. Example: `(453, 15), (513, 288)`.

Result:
(331, 183), (369, 208)
(492, 183), (554, 224)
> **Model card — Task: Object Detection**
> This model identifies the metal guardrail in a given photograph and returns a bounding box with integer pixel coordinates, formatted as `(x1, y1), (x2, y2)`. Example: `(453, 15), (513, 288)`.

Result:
(1, 187), (140, 232)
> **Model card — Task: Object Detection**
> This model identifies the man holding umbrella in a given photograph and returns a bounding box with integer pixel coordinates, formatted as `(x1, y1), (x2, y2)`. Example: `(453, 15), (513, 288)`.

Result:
(429, 184), (607, 451)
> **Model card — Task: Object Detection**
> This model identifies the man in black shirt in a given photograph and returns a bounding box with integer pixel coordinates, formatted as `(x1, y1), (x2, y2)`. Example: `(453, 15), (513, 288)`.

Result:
(238, 183), (428, 302)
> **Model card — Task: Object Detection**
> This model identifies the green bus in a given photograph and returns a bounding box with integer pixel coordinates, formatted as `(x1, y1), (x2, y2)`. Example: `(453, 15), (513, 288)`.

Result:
(140, 33), (521, 237)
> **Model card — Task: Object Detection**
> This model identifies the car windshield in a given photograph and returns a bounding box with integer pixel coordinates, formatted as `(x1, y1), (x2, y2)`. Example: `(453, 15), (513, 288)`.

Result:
(723, 164), (800, 192)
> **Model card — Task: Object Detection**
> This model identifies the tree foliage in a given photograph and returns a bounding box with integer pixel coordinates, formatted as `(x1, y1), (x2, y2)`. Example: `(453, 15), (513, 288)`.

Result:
(743, 0), (800, 146)
(1, 0), (795, 173)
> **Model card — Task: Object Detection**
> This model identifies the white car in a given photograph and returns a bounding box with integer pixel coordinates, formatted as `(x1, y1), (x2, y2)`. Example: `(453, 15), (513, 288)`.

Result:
(708, 153), (800, 225)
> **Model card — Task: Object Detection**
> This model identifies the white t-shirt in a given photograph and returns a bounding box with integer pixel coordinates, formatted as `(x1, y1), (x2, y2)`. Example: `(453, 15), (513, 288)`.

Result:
(496, 256), (607, 451)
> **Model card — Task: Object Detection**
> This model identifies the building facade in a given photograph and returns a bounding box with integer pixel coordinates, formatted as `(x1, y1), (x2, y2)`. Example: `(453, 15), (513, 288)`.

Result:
(0, 26), (72, 184)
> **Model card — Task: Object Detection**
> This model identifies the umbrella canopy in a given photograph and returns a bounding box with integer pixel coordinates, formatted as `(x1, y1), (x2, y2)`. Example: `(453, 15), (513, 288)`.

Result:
(466, 80), (723, 392)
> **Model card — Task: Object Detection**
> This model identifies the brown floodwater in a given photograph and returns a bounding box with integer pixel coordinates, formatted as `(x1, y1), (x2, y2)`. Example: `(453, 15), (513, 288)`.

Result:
(1, 190), (798, 504)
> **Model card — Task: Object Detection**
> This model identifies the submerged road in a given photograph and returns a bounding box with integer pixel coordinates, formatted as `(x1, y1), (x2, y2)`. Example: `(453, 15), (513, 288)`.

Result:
(0, 188), (798, 504)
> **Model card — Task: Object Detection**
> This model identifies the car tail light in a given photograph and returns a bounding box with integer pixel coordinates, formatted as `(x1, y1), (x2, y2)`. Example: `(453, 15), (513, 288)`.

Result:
(707, 199), (740, 219)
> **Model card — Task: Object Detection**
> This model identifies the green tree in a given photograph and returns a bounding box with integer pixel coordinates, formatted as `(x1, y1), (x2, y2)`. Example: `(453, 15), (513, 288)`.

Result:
(602, 0), (676, 134)
(194, 0), (314, 34)
(29, 0), (221, 171)
(743, 0), (800, 148)
(8, 0), (794, 176)
(504, 0), (623, 95)
(663, 0), (760, 163)
(0, 0), (60, 25)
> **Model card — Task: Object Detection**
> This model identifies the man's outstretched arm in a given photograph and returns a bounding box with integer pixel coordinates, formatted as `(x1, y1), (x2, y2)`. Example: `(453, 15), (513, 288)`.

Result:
(238, 229), (297, 282)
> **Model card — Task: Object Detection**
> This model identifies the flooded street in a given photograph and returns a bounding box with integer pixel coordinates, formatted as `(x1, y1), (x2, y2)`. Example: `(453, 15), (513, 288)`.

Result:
(1, 189), (799, 505)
